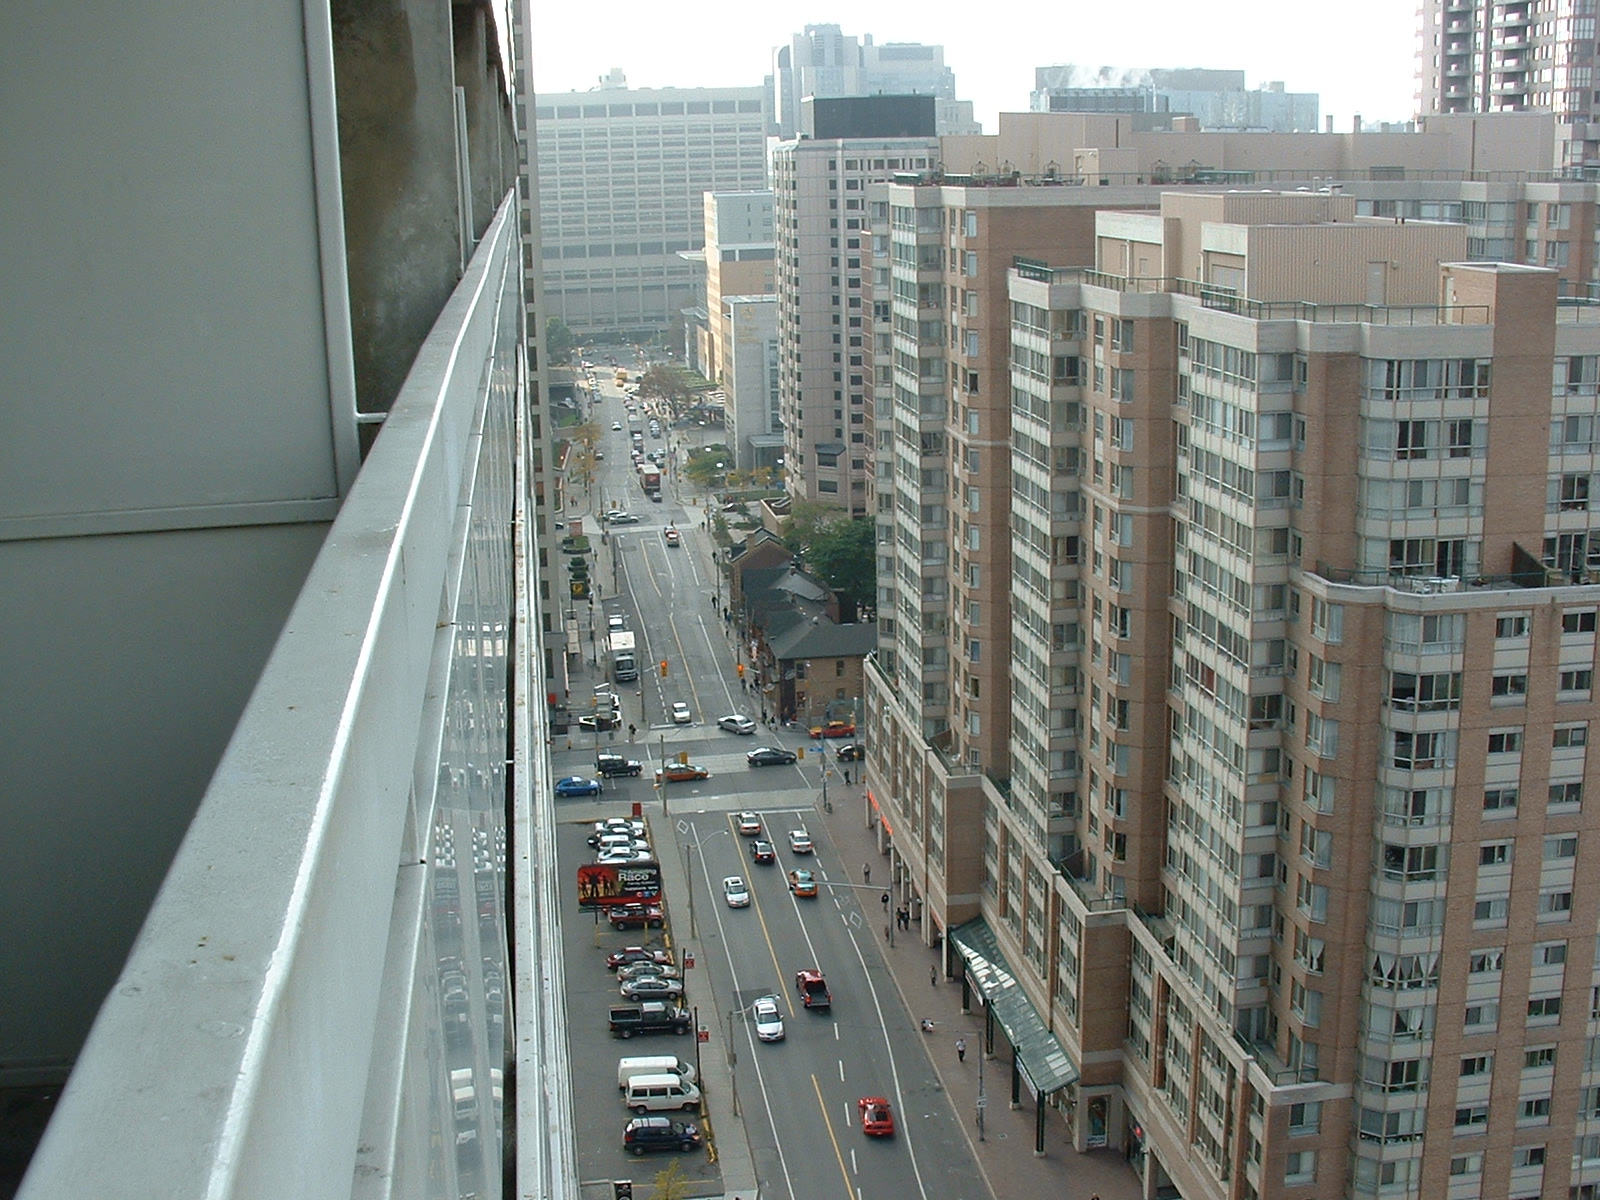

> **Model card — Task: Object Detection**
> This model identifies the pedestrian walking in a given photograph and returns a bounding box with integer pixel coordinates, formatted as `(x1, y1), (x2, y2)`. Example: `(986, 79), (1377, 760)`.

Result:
(862, 862), (871, 884)
(956, 1038), (967, 1063)
(930, 964), (938, 986)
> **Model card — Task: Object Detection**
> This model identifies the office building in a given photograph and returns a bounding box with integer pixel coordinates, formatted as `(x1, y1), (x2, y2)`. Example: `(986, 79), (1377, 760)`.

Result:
(772, 24), (980, 139)
(684, 190), (775, 384)
(535, 77), (769, 335)
(1417, 0), (1600, 170)
(1032, 65), (1319, 133)
(772, 96), (941, 514)
(865, 183), (1600, 1200)
(723, 294), (783, 472)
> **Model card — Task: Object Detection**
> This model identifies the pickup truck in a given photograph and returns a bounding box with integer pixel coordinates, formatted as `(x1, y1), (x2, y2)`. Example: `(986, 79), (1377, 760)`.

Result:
(795, 969), (831, 1010)
(609, 1002), (693, 1039)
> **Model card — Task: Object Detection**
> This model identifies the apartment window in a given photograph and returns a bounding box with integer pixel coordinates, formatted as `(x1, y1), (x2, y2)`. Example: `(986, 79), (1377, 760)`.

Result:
(1525, 1046), (1558, 1069)
(1492, 672), (1529, 700)
(1497, 614), (1531, 639)
(1545, 835), (1578, 861)
(1284, 1150), (1317, 1186)
(1513, 1146), (1547, 1168)
(1392, 729), (1449, 769)
(1483, 786), (1520, 814)
(1464, 1001), (1500, 1028)
(1554, 724), (1589, 748)
(1474, 897), (1509, 925)
(1538, 890), (1574, 918)
(1381, 843), (1441, 882)
(1563, 609), (1598, 634)
(1488, 730), (1524, 754)
(1469, 950), (1503, 974)
(1455, 1104), (1490, 1129)
(1461, 1053), (1493, 1076)
(1520, 1097), (1552, 1122)
(1479, 842), (1512, 866)
(1391, 670), (1462, 710)
(1287, 1100), (1321, 1135)
(1561, 669), (1594, 696)
(1535, 941), (1567, 965)
(1310, 598), (1343, 643)
(1549, 781), (1584, 809)
(1449, 1154), (1482, 1177)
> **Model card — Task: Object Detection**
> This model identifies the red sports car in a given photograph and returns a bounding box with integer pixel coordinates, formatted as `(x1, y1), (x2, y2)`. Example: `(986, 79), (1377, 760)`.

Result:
(858, 1097), (895, 1136)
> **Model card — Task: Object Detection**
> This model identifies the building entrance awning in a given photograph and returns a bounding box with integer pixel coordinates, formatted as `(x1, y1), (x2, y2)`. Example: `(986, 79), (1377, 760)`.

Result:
(949, 918), (1079, 1093)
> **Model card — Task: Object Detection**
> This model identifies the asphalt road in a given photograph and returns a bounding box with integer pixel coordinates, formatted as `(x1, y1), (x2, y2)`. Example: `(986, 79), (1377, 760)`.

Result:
(555, 377), (987, 1200)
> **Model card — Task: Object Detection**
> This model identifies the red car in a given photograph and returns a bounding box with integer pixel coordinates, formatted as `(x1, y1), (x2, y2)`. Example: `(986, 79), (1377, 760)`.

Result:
(608, 902), (665, 930)
(607, 946), (674, 971)
(809, 720), (856, 739)
(858, 1097), (895, 1137)
(795, 969), (831, 1009)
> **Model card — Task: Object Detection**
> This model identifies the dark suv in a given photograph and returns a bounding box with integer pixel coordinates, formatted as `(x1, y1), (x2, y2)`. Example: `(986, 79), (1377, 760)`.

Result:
(623, 1116), (702, 1156)
(596, 753), (643, 777)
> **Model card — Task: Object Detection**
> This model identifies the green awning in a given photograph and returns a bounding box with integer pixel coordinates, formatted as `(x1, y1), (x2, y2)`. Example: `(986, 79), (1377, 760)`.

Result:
(949, 917), (1079, 1094)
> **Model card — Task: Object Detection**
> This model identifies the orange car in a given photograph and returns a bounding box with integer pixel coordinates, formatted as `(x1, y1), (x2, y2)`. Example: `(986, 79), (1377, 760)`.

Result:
(809, 719), (856, 739)
(788, 869), (818, 897)
(655, 762), (710, 782)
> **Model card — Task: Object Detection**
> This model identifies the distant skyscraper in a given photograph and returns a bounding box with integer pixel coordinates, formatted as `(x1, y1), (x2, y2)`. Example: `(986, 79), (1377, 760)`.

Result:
(1031, 65), (1318, 133)
(771, 96), (940, 514)
(772, 24), (979, 139)
(535, 76), (769, 335)
(1417, 0), (1600, 169)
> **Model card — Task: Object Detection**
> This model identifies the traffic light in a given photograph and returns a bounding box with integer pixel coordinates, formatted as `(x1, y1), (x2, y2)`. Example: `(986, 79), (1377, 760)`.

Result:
(612, 1183), (633, 1200)
(736, 663), (745, 679)
(659, 660), (669, 678)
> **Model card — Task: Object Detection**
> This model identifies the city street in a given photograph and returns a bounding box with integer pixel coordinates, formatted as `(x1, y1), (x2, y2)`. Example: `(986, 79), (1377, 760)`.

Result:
(553, 374), (987, 1200)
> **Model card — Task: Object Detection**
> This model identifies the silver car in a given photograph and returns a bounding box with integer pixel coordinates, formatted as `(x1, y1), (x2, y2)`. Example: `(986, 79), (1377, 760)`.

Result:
(751, 995), (785, 1042)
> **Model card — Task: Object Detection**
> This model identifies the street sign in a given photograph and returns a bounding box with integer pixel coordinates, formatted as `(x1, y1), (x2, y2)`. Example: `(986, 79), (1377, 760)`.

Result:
(697, 1028), (709, 1043)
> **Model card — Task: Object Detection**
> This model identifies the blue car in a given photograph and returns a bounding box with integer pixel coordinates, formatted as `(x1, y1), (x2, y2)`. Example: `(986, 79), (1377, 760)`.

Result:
(554, 775), (603, 797)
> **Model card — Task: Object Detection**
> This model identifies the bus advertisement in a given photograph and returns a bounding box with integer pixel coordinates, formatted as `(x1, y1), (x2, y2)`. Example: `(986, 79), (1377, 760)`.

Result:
(577, 860), (662, 909)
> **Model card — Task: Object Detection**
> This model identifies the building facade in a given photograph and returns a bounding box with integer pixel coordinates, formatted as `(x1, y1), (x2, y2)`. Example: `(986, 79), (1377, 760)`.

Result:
(1031, 65), (1319, 133)
(864, 187), (1600, 1200)
(1416, 0), (1600, 170)
(773, 97), (941, 515)
(723, 293), (782, 472)
(698, 190), (775, 385)
(534, 79), (769, 335)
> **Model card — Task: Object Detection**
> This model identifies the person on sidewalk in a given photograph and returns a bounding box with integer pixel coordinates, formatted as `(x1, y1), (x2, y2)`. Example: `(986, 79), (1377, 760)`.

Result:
(930, 964), (938, 986)
(862, 862), (870, 884)
(956, 1037), (966, 1063)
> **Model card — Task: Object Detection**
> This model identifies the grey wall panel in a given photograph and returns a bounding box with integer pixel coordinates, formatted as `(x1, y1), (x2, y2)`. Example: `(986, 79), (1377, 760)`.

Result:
(0, 2), (349, 529)
(0, 523), (328, 1072)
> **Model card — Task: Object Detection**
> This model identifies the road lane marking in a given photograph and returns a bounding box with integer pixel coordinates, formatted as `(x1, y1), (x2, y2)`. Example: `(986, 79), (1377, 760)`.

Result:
(809, 1073), (856, 1200)
(741, 811), (796, 1016)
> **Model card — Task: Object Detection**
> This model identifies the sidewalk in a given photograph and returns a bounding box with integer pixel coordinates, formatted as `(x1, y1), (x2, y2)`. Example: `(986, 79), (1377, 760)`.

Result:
(813, 782), (1144, 1200)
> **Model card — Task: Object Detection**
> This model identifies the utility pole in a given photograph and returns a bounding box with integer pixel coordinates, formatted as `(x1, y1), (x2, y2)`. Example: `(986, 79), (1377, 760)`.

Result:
(659, 733), (667, 816)
(977, 1035), (987, 1141)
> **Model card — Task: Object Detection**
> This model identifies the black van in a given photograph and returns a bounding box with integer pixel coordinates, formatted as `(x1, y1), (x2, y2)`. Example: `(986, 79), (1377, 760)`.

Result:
(622, 1116), (701, 1156)
(596, 753), (643, 777)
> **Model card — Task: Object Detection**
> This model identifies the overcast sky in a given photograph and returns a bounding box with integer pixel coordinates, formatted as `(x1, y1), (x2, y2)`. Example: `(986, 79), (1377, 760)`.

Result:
(530, 0), (1419, 131)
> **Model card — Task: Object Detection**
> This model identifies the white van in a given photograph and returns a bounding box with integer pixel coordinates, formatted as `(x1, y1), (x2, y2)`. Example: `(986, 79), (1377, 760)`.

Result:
(623, 1073), (702, 1114)
(616, 1055), (698, 1090)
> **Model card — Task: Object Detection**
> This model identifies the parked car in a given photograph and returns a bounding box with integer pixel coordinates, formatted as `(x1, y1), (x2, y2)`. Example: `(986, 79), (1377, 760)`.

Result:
(751, 995), (785, 1042)
(722, 876), (750, 908)
(809, 720), (856, 739)
(592, 818), (645, 839)
(609, 902), (665, 930)
(669, 701), (692, 724)
(608, 947), (674, 971)
(596, 848), (656, 865)
(616, 961), (682, 983)
(554, 776), (603, 798)
(746, 746), (797, 767)
(858, 1097), (895, 1137)
(735, 811), (762, 835)
(788, 869), (818, 898)
(622, 1116), (702, 1156)
(835, 742), (866, 762)
(749, 839), (775, 864)
(787, 828), (814, 854)
(717, 714), (757, 735)
(620, 975), (685, 1001)
(655, 762), (710, 782)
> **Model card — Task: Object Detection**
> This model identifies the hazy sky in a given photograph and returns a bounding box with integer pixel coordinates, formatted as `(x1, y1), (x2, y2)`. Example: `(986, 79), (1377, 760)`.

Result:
(530, 0), (1419, 131)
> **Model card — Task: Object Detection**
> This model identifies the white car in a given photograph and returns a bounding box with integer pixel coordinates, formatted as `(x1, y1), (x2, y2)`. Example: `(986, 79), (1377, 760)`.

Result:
(717, 714), (757, 735)
(611, 421), (623, 430)
(670, 702), (692, 724)
(722, 876), (751, 908)
(788, 829), (814, 854)
(607, 614), (626, 631)
(607, 512), (640, 525)
(751, 995), (785, 1042)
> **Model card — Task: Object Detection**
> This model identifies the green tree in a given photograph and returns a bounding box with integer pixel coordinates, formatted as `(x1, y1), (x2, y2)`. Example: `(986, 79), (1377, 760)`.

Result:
(650, 1159), (691, 1200)
(545, 316), (577, 362)
(803, 517), (876, 620)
